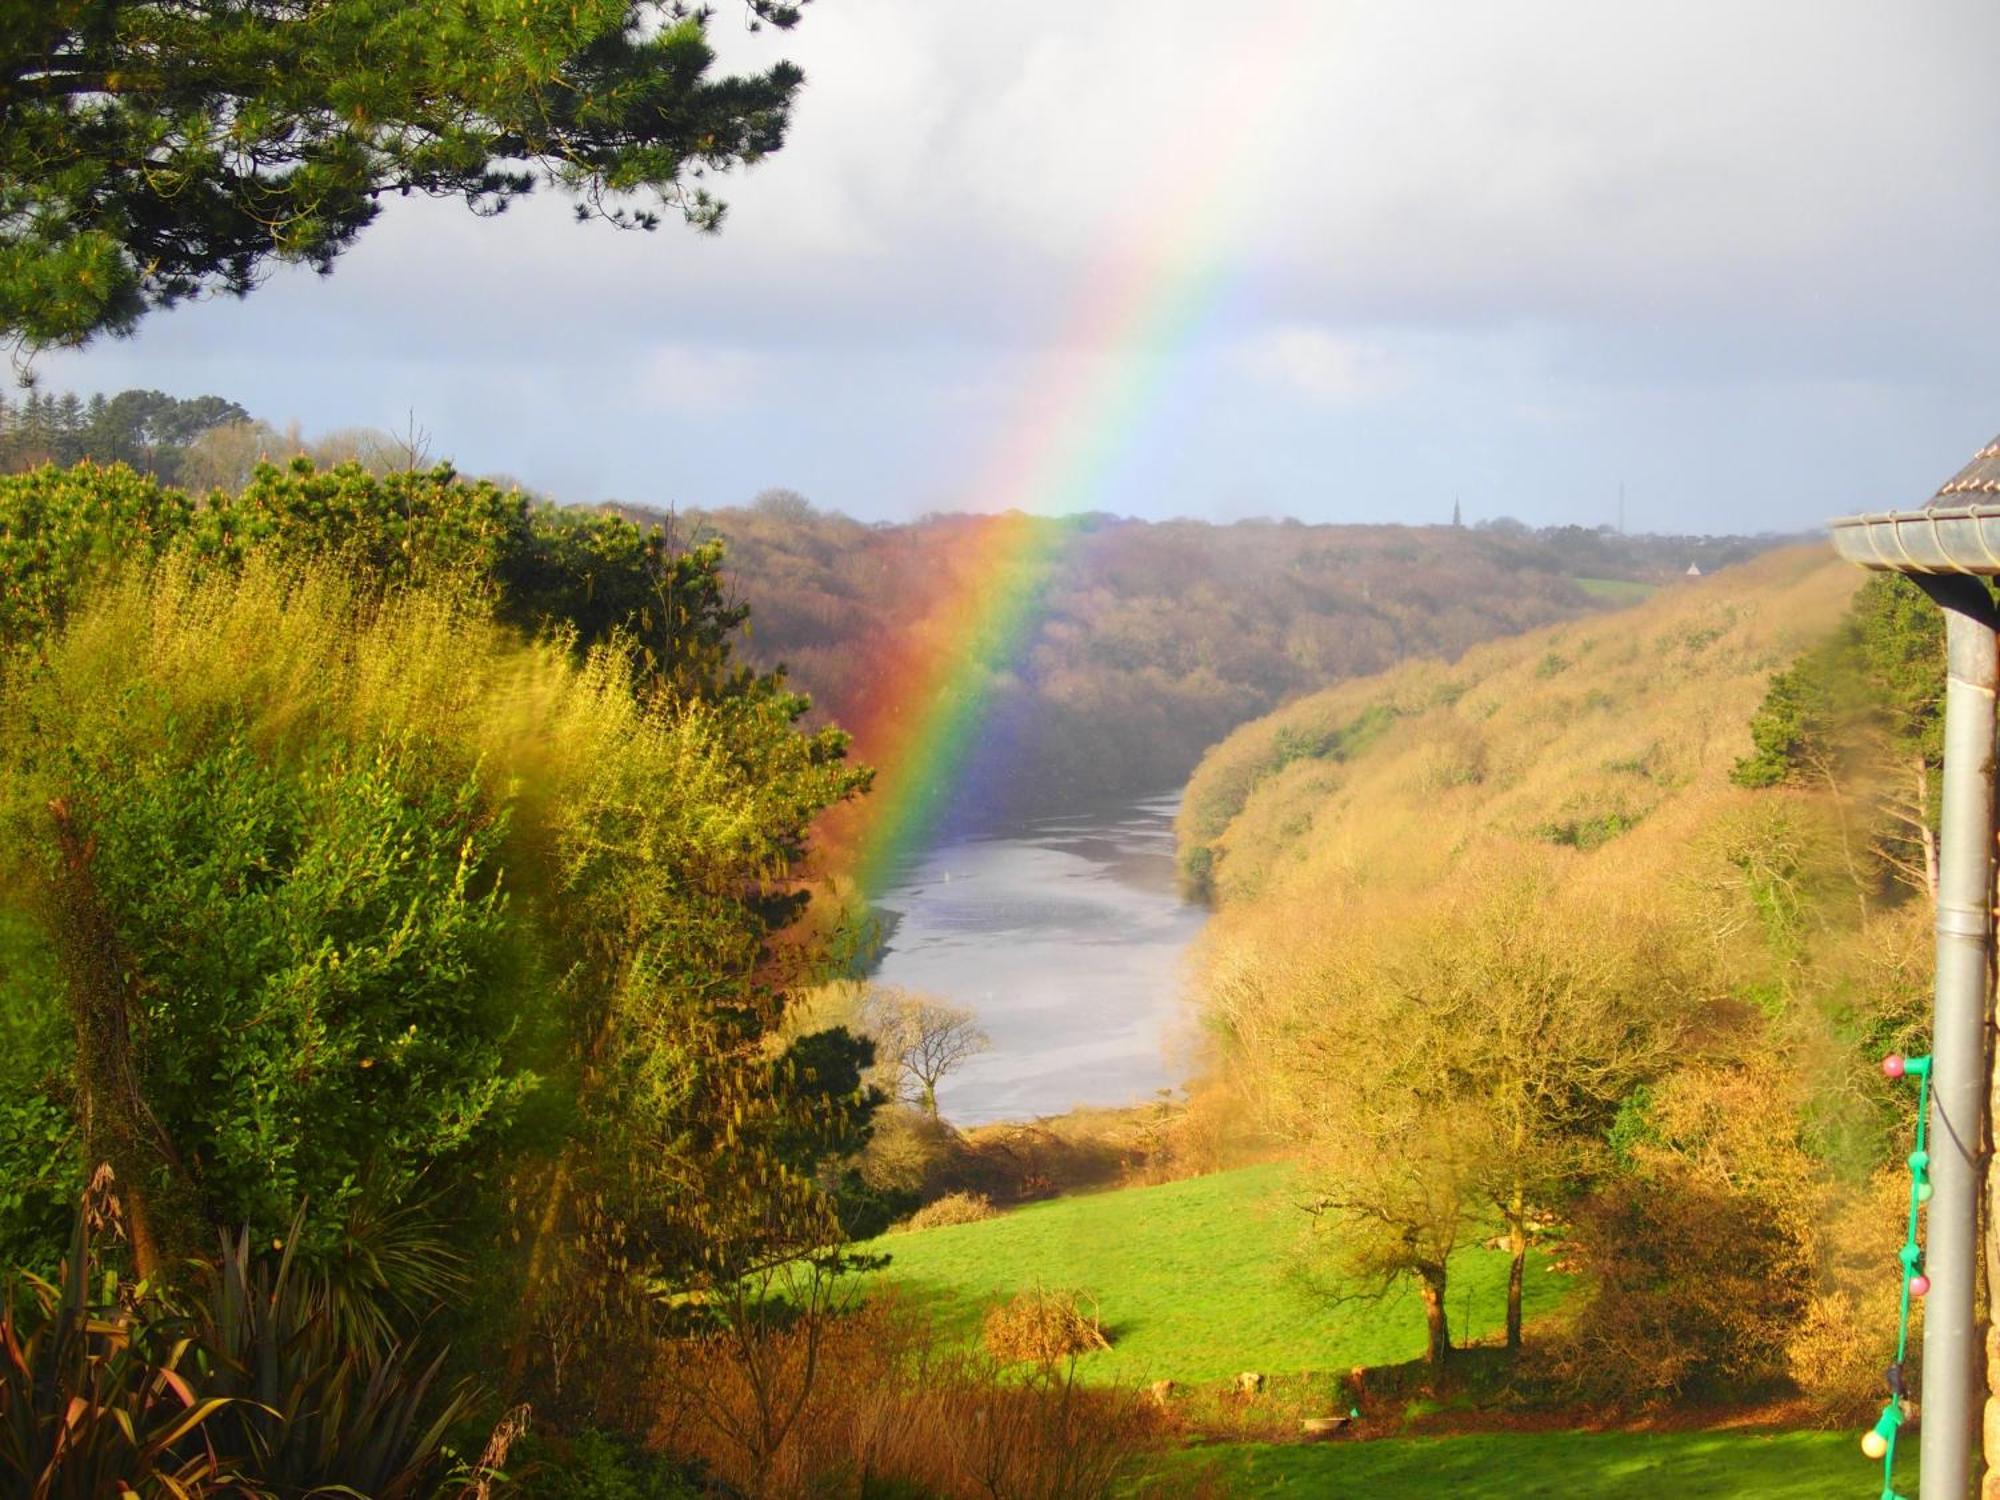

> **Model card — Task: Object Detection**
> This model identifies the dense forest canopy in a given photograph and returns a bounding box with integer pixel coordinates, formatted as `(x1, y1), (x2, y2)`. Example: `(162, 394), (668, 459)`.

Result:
(5, 383), (1800, 828)
(643, 493), (1797, 825)
(0, 386), (249, 482)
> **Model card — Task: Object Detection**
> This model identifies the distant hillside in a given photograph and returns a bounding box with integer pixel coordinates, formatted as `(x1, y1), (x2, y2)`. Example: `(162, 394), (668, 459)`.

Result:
(620, 494), (1795, 825)
(1176, 545), (1858, 905)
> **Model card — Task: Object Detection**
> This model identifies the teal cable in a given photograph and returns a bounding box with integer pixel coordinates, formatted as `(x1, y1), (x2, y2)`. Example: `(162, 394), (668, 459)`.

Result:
(1872, 1052), (1930, 1500)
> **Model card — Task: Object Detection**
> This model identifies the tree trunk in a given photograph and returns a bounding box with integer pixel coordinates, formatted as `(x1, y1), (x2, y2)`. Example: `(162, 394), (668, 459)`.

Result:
(1506, 1189), (1527, 1351)
(44, 798), (196, 1279)
(1418, 1267), (1451, 1381)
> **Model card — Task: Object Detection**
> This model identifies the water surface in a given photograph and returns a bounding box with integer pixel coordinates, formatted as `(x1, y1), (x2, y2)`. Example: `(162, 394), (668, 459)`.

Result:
(869, 792), (1206, 1124)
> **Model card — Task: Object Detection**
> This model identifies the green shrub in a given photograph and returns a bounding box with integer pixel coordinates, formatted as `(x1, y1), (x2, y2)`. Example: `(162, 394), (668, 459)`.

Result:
(0, 467), (870, 1350)
(0, 458), (763, 702)
(1535, 810), (1642, 850)
(62, 725), (530, 1250)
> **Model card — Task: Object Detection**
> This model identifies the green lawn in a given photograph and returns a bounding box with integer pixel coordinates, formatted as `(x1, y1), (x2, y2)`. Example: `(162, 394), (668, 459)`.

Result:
(860, 1163), (1570, 1385)
(1143, 1430), (1899, 1498)
(1574, 576), (1658, 606)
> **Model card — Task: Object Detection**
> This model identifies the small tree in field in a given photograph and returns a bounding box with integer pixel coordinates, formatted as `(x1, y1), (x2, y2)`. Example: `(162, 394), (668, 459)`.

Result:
(1386, 878), (1680, 1350)
(1303, 1093), (1489, 1380)
(1211, 860), (1680, 1368)
(863, 988), (989, 1118)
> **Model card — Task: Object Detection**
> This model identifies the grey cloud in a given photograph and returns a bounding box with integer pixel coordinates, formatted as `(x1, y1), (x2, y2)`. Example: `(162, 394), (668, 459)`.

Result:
(41, 0), (2000, 532)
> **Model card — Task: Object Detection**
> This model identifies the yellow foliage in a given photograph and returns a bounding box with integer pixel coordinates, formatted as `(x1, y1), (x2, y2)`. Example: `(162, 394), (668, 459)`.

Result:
(1179, 547), (1935, 1409)
(1180, 546), (1858, 916)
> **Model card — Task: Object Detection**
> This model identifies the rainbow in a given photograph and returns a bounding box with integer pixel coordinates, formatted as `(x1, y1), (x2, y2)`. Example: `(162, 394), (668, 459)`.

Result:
(841, 3), (1321, 900)
(842, 510), (1080, 899)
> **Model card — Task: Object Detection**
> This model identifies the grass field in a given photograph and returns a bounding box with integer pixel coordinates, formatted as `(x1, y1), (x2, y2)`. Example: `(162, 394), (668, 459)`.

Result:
(1141, 1430), (1900, 1498)
(1573, 575), (1659, 605)
(860, 1163), (1570, 1385)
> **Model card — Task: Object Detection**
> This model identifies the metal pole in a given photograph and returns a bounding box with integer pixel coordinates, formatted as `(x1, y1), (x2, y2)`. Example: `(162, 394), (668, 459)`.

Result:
(1918, 577), (1998, 1500)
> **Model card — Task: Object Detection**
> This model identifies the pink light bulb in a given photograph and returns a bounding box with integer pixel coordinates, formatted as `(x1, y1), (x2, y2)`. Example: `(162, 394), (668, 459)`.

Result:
(1883, 1054), (1906, 1080)
(1911, 1275), (1931, 1297)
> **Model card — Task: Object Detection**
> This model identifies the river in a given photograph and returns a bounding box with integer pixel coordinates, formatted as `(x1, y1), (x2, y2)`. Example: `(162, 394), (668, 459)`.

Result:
(867, 792), (1208, 1125)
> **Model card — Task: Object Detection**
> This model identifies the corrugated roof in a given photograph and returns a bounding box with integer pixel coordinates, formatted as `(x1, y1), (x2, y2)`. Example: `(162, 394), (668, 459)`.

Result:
(1930, 435), (2000, 508)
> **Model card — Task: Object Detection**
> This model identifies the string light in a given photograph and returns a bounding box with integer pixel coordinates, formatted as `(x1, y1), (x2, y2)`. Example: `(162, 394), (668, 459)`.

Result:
(1868, 1051), (1930, 1500)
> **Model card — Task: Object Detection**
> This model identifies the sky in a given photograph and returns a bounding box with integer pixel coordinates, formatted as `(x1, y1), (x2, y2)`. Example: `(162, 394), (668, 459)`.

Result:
(41, 0), (2000, 534)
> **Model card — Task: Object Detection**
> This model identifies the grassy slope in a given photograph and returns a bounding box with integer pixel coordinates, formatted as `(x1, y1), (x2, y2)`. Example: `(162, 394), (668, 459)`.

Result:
(1573, 575), (1658, 605)
(860, 1163), (1569, 1385)
(1147, 1430), (1901, 1498)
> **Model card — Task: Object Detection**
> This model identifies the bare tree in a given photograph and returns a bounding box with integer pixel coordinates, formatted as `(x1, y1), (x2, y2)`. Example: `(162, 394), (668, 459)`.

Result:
(391, 409), (434, 473)
(862, 987), (989, 1118)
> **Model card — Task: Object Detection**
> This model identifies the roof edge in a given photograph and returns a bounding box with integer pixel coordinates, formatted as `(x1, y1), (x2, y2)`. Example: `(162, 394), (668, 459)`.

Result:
(1830, 507), (2000, 574)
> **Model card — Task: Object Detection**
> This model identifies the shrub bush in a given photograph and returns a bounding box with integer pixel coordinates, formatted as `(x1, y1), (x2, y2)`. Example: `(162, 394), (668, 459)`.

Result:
(1, 1178), (467, 1498)
(903, 1192), (998, 1232)
(509, 1428), (702, 1500)
(981, 1286), (1111, 1368)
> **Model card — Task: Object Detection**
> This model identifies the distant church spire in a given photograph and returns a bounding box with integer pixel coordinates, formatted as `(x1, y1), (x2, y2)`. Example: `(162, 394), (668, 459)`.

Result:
(1452, 495), (1462, 528)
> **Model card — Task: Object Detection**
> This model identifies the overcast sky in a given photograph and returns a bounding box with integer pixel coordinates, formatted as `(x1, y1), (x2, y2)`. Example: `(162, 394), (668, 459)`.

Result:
(41, 1), (2000, 533)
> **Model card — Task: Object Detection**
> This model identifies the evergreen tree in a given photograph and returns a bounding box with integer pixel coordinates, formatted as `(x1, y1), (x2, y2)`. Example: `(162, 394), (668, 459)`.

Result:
(0, 386), (250, 479)
(4, 1), (812, 349)
(1734, 573), (1950, 901)
(52, 393), (84, 464)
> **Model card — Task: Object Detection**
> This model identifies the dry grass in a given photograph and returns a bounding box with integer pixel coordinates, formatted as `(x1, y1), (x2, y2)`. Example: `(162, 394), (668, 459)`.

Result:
(1179, 546), (1858, 915)
(651, 1298), (1189, 1499)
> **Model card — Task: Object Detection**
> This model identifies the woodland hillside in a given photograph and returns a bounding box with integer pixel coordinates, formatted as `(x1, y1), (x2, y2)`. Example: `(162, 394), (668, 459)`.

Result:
(1179, 547), (1859, 906)
(636, 493), (1789, 822)
(1179, 547), (1945, 1410)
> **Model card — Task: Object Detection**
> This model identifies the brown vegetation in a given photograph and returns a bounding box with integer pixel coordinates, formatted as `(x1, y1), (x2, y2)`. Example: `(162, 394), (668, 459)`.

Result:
(902, 1191), (999, 1231)
(856, 1088), (1268, 1217)
(982, 1286), (1112, 1367)
(652, 1299), (1184, 1499)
